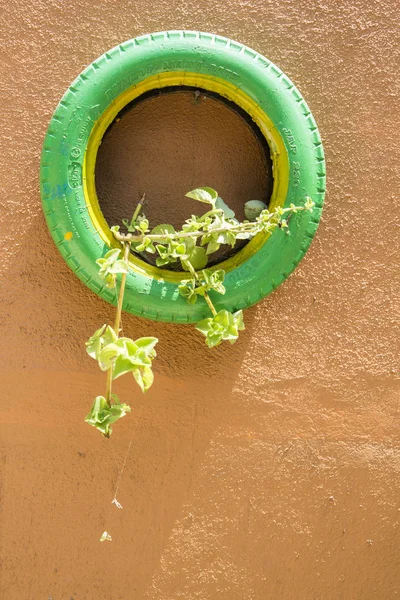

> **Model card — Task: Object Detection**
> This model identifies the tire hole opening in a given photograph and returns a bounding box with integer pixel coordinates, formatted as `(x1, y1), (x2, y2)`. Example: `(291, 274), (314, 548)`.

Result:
(95, 87), (273, 270)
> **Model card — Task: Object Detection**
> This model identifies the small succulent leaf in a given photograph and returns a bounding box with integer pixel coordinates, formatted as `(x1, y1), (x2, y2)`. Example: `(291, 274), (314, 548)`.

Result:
(206, 239), (220, 255)
(215, 310), (229, 329)
(156, 256), (171, 267)
(233, 310), (245, 331)
(212, 269), (225, 284)
(116, 337), (139, 353)
(206, 332), (223, 348)
(134, 337), (158, 355)
(137, 218), (150, 233)
(85, 324), (107, 359)
(84, 395), (131, 437)
(98, 342), (122, 371)
(85, 325), (117, 360)
(185, 187), (218, 206)
(105, 274), (117, 288)
(201, 269), (211, 285)
(132, 366), (154, 393)
(96, 248), (128, 287)
(215, 196), (235, 219)
(183, 236), (195, 255)
(108, 259), (129, 274)
(244, 200), (268, 221)
(194, 287), (206, 297)
(156, 245), (169, 258)
(175, 243), (186, 255)
(112, 355), (137, 379)
(195, 309), (242, 348)
(235, 231), (252, 240)
(206, 214), (223, 231)
(151, 224), (176, 236)
(111, 337), (156, 370)
(185, 246), (208, 270)
(195, 317), (213, 336)
(104, 248), (122, 262)
(304, 196), (315, 211)
(111, 393), (120, 404)
(178, 280), (197, 302)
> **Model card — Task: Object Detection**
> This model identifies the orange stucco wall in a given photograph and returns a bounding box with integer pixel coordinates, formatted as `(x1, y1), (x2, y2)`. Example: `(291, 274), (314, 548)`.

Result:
(1, 1), (399, 599)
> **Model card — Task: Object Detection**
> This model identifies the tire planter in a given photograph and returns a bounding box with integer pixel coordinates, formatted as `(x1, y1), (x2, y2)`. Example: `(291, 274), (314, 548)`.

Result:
(40, 30), (325, 323)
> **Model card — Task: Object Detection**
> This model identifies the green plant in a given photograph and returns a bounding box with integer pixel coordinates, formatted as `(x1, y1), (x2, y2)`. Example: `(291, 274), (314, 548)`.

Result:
(84, 189), (314, 437)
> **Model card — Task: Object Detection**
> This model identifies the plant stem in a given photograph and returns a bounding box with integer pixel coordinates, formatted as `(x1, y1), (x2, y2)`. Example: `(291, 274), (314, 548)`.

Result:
(106, 241), (131, 406)
(130, 195), (145, 226)
(105, 361), (113, 407)
(204, 294), (218, 317)
(114, 242), (131, 334)
(185, 260), (218, 317)
(114, 225), (251, 243)
(113, 212), (296, 244)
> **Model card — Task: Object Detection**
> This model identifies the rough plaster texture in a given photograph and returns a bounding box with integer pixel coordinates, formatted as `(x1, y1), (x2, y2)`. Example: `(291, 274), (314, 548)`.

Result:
(0, 1), (399, 599)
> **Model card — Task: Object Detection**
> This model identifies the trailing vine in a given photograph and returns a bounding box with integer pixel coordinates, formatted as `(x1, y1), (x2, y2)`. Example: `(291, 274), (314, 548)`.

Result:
(85, 187), (314, 440)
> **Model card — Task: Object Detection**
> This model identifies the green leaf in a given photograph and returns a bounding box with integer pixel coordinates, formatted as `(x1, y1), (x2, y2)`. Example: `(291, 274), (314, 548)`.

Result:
(85, 325), (117, 361)
(215, 196), (235, 219)
(304, 196), (315, 212)
(112, 355), (136, 379)
(156, 256), (171, 267)
(233, 310), (245, 331)
(244, 200), (268, 221)
(175, 243), (186, 255)
(138, 218), (150, 233)
(98, 342), (122, 371)
(185, 187), (218, 206)
(96, 248), (129, 287)
(103, 248), (121, 262)
(205, 239), (220, 255)
(195, 309), (245, 348)
(151, 224), (175, 237)
(235, 231), (252, 240)
(105, 274), (117, 289)
(132, 366), (154, 392)
(134, 337), (158, 356)
(84, 395), (131, 437)
(182, 215), (206, 233)
(108, 259), (129, 274)
(133, 237), (156, 253)
(184, 246), (208, 270)
(109, 336), (158, 379)
(208, 269), (226, 295)
(178, 279), (197, 303)
(195, 316), (212, 336)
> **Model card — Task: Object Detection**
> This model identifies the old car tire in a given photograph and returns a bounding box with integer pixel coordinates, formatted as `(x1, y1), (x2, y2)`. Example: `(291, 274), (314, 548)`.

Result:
(40, 30), (325, 323)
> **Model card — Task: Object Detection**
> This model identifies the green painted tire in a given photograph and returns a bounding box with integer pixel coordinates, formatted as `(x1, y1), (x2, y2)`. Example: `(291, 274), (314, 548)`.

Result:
(40, 30), (325, 323)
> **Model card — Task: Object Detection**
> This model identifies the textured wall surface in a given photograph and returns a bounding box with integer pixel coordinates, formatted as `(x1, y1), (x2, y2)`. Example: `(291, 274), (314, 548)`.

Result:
(1, 1), (399, 599)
